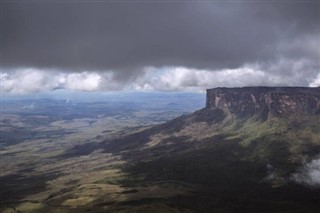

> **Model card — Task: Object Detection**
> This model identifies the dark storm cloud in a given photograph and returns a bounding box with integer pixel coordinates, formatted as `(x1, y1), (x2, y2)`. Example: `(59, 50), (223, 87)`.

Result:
(2, 0), (320, 79)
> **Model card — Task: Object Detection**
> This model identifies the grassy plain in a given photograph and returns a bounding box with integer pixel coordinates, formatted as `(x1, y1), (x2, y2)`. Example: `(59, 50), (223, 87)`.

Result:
(1, 94), (320, 212)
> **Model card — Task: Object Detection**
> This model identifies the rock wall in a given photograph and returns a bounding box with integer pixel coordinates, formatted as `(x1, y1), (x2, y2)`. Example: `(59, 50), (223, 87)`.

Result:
(206, 87), (320, 116)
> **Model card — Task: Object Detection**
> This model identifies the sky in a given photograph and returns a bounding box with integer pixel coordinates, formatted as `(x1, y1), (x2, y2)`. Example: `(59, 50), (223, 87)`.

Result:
(1, 0), (320, 95)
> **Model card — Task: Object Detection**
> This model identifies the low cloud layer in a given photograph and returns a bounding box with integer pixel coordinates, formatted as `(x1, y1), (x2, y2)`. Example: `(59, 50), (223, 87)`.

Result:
(310, 73), (320, 87)
(1, 69), (103, 94)
(1, 1), (319, 91)
(291, 157), (320, 187)
(2, 61), (319, 95)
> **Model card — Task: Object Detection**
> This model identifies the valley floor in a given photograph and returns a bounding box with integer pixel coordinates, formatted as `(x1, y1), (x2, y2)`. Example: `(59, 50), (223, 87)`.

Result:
(1, 98), (320, 213)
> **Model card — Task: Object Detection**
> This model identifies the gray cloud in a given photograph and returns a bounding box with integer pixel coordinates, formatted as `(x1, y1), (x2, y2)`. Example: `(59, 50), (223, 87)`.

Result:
(2, 61), (319, 95)
(2, 0), (320, 85)
(291, 156), (320, 187)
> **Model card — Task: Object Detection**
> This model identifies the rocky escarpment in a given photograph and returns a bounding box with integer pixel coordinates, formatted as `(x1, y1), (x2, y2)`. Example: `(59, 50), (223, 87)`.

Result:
(206, 87), (320, 118)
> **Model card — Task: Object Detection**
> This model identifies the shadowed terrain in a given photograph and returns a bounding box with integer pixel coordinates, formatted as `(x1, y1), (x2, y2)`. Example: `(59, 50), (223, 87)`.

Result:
(1, 88), (320, 212)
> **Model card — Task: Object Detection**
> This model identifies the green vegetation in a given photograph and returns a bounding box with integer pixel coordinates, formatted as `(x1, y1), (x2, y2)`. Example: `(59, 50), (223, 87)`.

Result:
(1, 96), (320, 212)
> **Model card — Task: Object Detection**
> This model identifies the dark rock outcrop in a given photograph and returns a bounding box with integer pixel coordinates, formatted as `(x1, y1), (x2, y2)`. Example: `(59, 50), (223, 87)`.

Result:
(206, 87), (320, 117)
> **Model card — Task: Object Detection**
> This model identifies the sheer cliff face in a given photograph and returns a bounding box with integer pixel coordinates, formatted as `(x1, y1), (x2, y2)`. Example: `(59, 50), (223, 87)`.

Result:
(206, 87), (320, 117)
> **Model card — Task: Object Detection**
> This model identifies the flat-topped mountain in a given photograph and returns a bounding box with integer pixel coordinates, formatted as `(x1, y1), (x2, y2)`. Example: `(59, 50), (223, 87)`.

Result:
(90, 87), (320, 212)
(206, 87), (320, 117)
